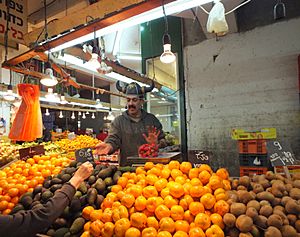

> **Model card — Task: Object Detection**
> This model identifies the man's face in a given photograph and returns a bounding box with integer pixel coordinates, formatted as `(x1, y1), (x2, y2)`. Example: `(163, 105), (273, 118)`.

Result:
(126, 96), (143, 116)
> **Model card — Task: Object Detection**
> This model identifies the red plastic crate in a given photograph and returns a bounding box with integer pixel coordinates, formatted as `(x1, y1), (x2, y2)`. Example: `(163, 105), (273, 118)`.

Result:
(240, 166), (268, 177)
(274, 165), (300, 174)
(238, 140), (267, 154)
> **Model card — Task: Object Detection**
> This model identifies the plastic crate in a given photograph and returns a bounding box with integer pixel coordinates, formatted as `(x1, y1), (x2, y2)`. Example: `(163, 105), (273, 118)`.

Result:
(274, 165), (300, 174)
(239, 154), (270, 167)
(238, 140), (267, 154)
(240, 166), (268, 177)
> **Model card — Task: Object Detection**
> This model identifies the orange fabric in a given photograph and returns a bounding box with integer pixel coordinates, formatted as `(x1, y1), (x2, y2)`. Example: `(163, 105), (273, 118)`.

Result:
(9, 84), (43, 141)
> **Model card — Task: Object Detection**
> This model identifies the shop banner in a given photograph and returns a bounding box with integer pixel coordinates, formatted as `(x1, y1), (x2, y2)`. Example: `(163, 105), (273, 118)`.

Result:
(0, 0), (27, 44)
(188, 150), (212, 167)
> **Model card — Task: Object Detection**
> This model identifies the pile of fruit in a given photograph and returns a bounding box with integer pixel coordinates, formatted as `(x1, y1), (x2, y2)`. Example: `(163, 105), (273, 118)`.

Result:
(0, 154), (71, 215)
(224, 172), (300, 237)
(55, 135), (100, 152)
(138, 144), (159, 158)
(41, 141), (64, 155)
(80, 161), (231, 237)
(0, 140), (20, 166)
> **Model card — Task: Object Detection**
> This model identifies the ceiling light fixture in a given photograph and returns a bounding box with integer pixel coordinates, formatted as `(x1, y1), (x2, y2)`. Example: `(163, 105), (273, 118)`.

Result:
(45, 108), (50, 116)
(50, 0), (213, 52)
(87, 28), (101, 69)
(71, 111), (75, 119)
(82, 113), (86, 119)
(40, 61), (58, 87)
(92, 113), (95, 119)
(59, 111), (63, 118)
(86, 111), (89, 115)
(160, 2), (176, 64)
(78, 111), (82, 116)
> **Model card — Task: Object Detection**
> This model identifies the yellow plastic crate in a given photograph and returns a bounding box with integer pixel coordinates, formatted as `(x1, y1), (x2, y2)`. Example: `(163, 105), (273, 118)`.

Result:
(231, 128), (277, 140)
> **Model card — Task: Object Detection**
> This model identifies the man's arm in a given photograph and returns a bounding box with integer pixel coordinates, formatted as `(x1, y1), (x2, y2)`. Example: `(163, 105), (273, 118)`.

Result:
(103, 117), (122, 153)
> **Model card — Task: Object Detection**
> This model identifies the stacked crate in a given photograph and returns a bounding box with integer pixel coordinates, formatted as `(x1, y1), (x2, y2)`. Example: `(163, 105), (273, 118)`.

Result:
(232, 128), (277, 177)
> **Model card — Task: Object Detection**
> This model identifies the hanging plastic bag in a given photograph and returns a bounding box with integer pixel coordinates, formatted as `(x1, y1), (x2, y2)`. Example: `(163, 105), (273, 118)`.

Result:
(207, 0), (228, 36)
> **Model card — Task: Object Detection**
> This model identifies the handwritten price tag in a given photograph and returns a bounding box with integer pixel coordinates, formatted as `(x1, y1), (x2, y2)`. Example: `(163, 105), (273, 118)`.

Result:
(267, 141), (297, 167)
(75, 148), (94, 163)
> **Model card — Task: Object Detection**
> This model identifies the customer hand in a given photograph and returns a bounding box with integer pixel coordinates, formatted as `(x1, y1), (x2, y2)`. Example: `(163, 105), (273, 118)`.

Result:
(69, 162), (93, 189)
(95, 142), (112, 155)
(143, 126), (160, 145)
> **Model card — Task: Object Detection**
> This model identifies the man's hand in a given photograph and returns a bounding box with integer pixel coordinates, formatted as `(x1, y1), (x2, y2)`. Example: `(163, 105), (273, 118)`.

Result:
(95, 142), (113, 155)
(142, 126), (161, 145)
(69, 162), (93, 189)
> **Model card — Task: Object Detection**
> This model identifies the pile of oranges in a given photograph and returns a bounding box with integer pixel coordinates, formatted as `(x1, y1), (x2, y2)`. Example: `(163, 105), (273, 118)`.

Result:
(81, 161), (231, 237)
(55, 135), (100, 152)
(0, 154), (71, 215)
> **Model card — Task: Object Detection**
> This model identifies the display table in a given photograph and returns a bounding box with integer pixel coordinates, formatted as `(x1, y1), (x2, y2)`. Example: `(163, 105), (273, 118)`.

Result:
(127, 152), (181, 166)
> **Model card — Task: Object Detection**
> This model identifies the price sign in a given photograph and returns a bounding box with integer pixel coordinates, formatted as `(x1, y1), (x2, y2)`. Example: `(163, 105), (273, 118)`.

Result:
(267, 141), (298, 167)
(75, 148), (94, 163)
(188, 150), (212, 167)
(19, 145), (45, 161)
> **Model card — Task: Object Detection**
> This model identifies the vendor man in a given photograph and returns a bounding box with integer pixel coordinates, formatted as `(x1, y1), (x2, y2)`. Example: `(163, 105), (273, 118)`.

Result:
(95, 81), (165, 166)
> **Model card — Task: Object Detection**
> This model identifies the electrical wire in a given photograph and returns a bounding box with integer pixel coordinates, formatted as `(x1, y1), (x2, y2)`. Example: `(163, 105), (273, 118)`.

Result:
(162, 0), (168, 33)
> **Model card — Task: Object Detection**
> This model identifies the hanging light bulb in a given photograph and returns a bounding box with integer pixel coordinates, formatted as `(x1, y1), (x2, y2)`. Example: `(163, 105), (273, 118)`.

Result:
(91, 113), (95, 119)
(82, 113), (86, 119)
(59, 111), (63, 118)
(40, 62), (58, 87)
(107, 111), (115, 121)
(3, 85), (15, 101)
(96, 98), (103, 108)
(60, 95), (68, 104)
(45, 108), (50, 116)
(86, 111), (89, 115)
(88, 51), (101, 69)
(71, 111), (75, 119)
(160, 33), (176, 64)
(78, 111), (82, 116)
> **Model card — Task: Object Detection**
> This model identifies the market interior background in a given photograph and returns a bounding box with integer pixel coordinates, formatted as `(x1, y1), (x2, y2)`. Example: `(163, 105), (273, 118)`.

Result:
(0, 0), (299, 176)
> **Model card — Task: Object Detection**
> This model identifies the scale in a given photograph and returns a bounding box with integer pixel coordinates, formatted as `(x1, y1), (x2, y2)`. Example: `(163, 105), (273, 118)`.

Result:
(127, 152), (181, 166)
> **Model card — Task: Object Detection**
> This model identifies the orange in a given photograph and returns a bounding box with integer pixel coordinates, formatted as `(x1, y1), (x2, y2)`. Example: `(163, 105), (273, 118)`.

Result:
(189, 202), (205, 216)
(180, 162), (192, 174)
(144, 162), (154, 171)
(160, 188), (170, 199)
(130, 212), (147, 229)
(168, 160), (180, 170)
(101, 197), (115, 209)
(213, 200), (229, 216)
(155, 204), (170, 220)
(112, 201), (122, 209)
(182, 183), (192, 195)
(112, 205), (129, 222)
(146, 174), (158, 186)
(147, 216), (159, 229)
(148, 167), (161, 177)
(189, 168), (199, 179)
(157, 231), (172, 237)
(216, 168), (229, 180)
(222, 180), (231, 191)
(183, 194), (194, 206)
(112, 185), (123, 193)
(127, 185), (143, 198)
(84, 221), (91, 232)
(179, 198), (189, 211)
(205, 224), (224, 237)
(169, 182), (184, 199)
(173, 231), (189, 237)
(200, 193), (216, 210)
(175, 220), (190, 232)
(198, 164), (213, 174)
(214, 188), (228, 201)
(0, 200), (8, 211)
(161, 168), (171, 179)
(146, 197), (159, 212)
(208, 176), (223, 191)
(175, 176), (186, 185)
(142, 227), (157, 237)
(117, 191), (126, 201)
(189, 227), (206, 237)
(80, 231), (91, 237)
(199, 170), (211, 185)
(135, 196), (147, 211)
(101, 208), (113, 223)
(26, 158), (35, 165)
(90, 210), (103, 222)
(101, 222), (115, 237)
(170, 205), (184, 220)
(143, 208), (154, 217)
(2, 208), (11, 215)
(125, 227), (141, 237)
(171, 169), (183, 180)
(142, 186), (158, 198)
(90, 219), (104, 237)
(118, 177), (128, 189)
(114, 218), (131, 237)
(194, 213), (211, 230)
(210, 213), (224, 228)
(136, 167), (146, 175)
(10, 196), (19, 204)
(164, 195), (178, 209)
(121, 193), (135, 208)
(159, 217), (175, 233)
(190, 185), (206, 198)
(7, 188), (19, 197)
(190, 178), (202, 186)
(154, 179), (168, 192)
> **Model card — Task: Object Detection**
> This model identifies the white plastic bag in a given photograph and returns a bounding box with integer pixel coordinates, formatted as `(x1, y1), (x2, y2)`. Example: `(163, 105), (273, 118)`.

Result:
(207, 0), (228, 36)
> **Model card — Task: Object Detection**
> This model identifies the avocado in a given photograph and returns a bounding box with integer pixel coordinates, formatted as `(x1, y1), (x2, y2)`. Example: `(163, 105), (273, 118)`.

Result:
(20, 195), (33, 209)
(31, 203), (44, 210)
(42, 190), (54, 202)
(87, 188), (97, 205)
(74, 191), (82, 199)
(104, 177), (113, 186)
(33, 186), (43, 196)
(118, 166), (136, 173)
(70, 217), (85, 234)
(50, 184), (63, 193)
(88, 175), (96, 185)
(95, 195), (105, 209)
(43, 180), (51, 188)
(61, 174), (71, 183)
(79, 195), (87, 206)
(76, 162), (82, 168)
(53, 227), (69, 237)
(94, 179), (106, 193)
(33, 192), (41, 202)
(70, 198), (81, 213)
(46, 228), (55, 236)
(69, 160), (78, 167)
(62, 206), (71, 219)
(51, 178), (63, 185)
(97, 167), (113, 179)
(65, 167), (76, 175)
(10, 204), (24, 214)
(113, 171), (122, 184)
(53, 218), (67, 228)
(78, 183), (87, 194)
